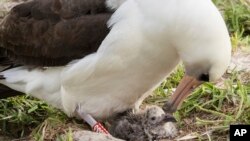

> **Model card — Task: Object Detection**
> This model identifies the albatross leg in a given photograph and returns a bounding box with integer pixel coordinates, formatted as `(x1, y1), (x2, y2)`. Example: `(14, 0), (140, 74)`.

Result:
(76, 106), (110, 134)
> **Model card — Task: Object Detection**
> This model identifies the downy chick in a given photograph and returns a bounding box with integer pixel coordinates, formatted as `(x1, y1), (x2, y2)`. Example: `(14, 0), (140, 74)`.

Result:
(109, 105), (177, 141)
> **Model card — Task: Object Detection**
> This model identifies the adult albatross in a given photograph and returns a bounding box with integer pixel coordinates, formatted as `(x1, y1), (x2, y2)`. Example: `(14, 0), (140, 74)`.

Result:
(0, 0), (231, 120)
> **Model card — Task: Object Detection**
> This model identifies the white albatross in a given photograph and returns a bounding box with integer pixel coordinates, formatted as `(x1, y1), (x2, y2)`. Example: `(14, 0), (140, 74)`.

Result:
(0, 0), (231, 120)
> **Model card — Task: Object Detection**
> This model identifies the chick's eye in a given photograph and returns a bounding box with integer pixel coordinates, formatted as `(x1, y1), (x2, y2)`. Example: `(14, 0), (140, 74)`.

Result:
(151, 117), (156, 121)
(199, 73), (209, 82)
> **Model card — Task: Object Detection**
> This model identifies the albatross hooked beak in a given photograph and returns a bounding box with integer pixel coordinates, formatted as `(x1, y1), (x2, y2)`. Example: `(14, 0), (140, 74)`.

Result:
(163, 75), (203, 113)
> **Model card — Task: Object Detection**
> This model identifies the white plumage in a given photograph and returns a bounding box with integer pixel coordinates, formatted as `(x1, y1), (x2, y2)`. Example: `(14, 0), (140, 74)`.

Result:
(0, 0), (231, 119)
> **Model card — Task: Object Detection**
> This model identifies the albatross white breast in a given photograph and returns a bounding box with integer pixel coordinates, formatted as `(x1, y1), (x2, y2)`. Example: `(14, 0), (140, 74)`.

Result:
(0, 0), (231, 119)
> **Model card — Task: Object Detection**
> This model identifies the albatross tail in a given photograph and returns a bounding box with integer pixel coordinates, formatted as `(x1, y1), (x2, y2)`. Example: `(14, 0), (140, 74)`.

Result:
(0, 66), (63, 109)
(0, 53), (23, 98)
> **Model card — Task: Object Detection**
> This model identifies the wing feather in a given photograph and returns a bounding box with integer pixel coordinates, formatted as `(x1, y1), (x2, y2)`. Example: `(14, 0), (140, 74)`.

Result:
(0, 0), (112, 66)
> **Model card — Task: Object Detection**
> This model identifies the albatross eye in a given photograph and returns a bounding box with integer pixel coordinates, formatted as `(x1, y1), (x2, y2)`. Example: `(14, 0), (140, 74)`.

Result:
(151, 117), (156, 121)
(199, 73), (209, 82)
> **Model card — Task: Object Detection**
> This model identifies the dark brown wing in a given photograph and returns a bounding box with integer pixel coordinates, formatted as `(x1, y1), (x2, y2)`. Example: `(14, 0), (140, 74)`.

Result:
(0, 0), (112, 66)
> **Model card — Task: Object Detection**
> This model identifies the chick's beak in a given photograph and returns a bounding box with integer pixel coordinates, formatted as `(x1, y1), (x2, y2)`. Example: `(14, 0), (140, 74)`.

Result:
(163, 75), (203, 113)
(163, 114), (177, 122)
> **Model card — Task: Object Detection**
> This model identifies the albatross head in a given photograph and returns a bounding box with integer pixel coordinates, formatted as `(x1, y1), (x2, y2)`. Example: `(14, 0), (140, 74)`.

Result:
(143, 106), (178, 139)
(163, 28), (232, 112)
(152, 0), (233, 113)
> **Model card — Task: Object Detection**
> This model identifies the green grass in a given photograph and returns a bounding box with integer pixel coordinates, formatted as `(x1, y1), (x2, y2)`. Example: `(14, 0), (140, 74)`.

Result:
(0, 96), (65, 138)
(145, 67), (250, 141)
(213, 0), (250, 51)
(213, 0), (250, 35)
(0, 0), (249, 140)
(175, 72), (250, 140)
